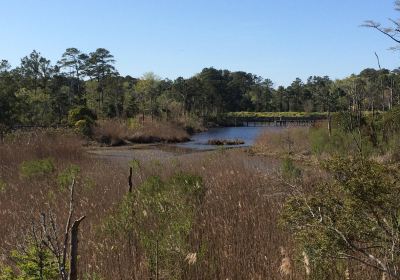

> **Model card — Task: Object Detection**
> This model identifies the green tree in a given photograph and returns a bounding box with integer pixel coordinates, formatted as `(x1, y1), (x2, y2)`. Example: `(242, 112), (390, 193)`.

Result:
(85, 48), (118, 115)
(20, 50), (53, 94)
(58, 48), (88, 105)
(0, 60), (18, 126)
(135, 72), (161, 121)
(286, 78), (304, 111)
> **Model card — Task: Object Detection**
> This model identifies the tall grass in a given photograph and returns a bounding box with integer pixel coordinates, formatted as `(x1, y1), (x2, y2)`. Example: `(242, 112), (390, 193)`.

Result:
(253, 125), (378, 162)
(92, 119), (190, 146)
(254, 127), (312, 159)
(0, 130), (382, 279)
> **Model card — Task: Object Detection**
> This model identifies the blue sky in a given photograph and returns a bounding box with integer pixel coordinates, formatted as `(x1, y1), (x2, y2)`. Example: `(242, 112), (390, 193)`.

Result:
(0, 0), (398, 86)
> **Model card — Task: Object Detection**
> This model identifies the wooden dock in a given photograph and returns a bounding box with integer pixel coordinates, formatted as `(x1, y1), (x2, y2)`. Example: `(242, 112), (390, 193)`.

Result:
(230, 116), (327, 127)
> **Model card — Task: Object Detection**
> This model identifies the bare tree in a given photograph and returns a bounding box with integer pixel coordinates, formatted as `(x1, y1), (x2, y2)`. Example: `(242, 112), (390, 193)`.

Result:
(362, 1), (400, 45)
(25, 179), (86, 280)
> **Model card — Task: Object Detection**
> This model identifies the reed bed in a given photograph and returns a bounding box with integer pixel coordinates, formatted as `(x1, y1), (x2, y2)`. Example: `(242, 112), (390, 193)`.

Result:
(253, 127), (312, 159)
(93, 119), (190, 146)
(0, 130), (380, 279)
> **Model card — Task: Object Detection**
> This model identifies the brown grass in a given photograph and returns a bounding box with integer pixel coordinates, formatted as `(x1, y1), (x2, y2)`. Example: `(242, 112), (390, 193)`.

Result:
(128, 121), (190, 143)
(253, 127), (312, 160)
(207, 138), (245, 145)
(0, 129), (379, 279)
(93, 119), (190, 146)
(92, 119), (131, 146)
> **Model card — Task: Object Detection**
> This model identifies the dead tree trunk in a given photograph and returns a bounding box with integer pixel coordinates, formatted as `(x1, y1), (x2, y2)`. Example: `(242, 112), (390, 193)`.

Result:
(69, 216), (85, 280)
(128, 167), (133, 193)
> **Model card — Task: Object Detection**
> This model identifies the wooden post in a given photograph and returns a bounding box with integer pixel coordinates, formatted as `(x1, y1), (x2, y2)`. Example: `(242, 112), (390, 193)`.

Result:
(156, 239), (159, 280)
(128, 167), (133, 193)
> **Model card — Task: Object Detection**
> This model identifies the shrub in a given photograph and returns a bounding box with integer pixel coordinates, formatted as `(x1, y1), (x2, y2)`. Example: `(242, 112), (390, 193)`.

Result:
(309, 127), (370, 157)
(178, 115), (205, 134)
(57, 164), (81, 190)
(104, 172), (204, 279)
(92, 119), (129, 146)
(74, 119), (92, 137)
(282, 157), (400, 278)
(0, 179), (6, 193)
(0, 264), (15, 280)
(68, 106), (96, 126)
(309, 127), (330, 155)
(0, 242), (59, 280)
(281, 157), (301, 178)
(127, 117), (140, 130)
(19, 158), (55, 179)
(134, 173), (204, 278)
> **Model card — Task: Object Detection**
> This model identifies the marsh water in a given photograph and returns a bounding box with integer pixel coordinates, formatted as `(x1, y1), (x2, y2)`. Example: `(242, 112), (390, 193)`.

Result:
(176, 126), (282, 150)
(89, 126), (284, 167)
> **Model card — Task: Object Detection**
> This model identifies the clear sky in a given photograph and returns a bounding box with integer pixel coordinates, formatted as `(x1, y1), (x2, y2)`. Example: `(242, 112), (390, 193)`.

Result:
(0, 0), (398, 86)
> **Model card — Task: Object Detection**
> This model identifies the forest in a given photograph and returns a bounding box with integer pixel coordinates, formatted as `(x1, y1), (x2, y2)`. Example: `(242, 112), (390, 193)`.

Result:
(3, 1), (400, 280)
(1, 47), (400, 129)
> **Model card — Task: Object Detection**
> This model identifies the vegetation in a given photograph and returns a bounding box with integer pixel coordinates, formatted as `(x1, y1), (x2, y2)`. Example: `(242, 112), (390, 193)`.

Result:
(0, 131), (291, 279)
(207, 138), (245, 145)
(92, 119), (190, 146)
(3, 1), (400, 280)
(282, 157), (400, 279)
(1, 47), (400, 131)
(226, 111), (328, 118)
(19, 158), (55, 179)
(105, 173), (205, 279)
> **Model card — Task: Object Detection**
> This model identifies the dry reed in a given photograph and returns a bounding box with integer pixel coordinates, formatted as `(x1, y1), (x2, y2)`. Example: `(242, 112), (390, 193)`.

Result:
(0, 130), (382, 279)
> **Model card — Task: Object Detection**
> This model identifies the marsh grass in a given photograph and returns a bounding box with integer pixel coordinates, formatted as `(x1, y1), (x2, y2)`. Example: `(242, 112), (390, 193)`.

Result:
(127, 121), (190, 143)
(0, 129), (379, 279)
(254, 125), (376, 162)
(92, 119), (190, 146)
(254, 127), (312, 159)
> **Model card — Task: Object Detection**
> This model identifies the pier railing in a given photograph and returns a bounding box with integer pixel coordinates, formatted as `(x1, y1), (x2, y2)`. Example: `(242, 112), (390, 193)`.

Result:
(230, 115), (327, 127)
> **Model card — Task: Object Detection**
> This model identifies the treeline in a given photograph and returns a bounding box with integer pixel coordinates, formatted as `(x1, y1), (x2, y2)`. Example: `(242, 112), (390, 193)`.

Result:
(1, 48), (400, 126)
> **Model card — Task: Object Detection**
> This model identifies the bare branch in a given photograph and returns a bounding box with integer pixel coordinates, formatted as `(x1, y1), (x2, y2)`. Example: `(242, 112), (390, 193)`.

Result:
(62, 178), (76, 279)
(362, 20), (400, 44)
(375, 52), (382, 70)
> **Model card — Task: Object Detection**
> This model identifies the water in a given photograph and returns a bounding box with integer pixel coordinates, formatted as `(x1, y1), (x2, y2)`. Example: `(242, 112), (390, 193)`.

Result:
(176, 126), (282, 150)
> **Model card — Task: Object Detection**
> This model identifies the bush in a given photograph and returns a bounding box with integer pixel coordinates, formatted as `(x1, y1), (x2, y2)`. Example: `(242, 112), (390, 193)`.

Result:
(282, 157), (400, 277)
(0, 244), (59, 280)
(0, 264), (15, 280)
(74, 119), (92, 137)
(57, 164), (80, 190)
(19, 158), (55, 179)
(92, 119), (129, 146)
(104, 172), (204, 279)
(178, 115), (205, 133)
(281, 157), (301, 178)
(309, 127), (372, 157)
(68, 106), (96, 126)
(309, 127), (330, 155)
(0, 179), (6, 193)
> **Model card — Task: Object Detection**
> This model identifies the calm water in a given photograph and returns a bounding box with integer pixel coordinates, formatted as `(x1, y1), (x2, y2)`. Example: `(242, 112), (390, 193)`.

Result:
(176, 126), (283, 150)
